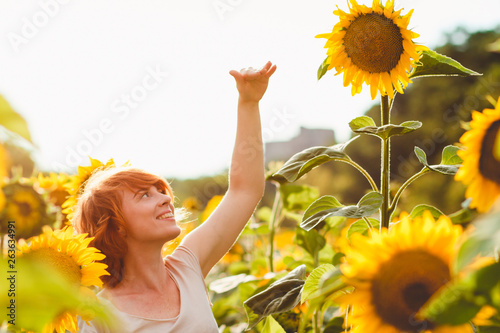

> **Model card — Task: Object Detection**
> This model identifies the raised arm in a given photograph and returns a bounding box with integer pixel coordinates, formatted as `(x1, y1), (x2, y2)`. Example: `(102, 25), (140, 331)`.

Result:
(181, 61), (277, 277)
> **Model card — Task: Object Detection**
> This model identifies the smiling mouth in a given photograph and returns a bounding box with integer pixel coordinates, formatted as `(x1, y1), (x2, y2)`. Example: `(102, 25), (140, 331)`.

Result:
(156, 212), (174, 220)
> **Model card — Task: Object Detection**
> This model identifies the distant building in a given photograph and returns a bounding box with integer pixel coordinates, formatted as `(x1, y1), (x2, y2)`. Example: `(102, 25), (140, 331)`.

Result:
(264, 127), (336, 163)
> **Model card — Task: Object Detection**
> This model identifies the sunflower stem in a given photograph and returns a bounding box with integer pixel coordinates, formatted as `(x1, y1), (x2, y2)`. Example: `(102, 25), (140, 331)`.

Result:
(388, 167), (430, 217)
(362, 216), (373, 231)
(312, 310), (321, 333)
(268, 182), (282, 273)
(380, 95), (391, 229)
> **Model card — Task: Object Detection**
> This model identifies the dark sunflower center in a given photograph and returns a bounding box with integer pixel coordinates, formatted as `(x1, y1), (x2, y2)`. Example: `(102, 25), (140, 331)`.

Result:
(371, 250), (450, 332)
(17, 202), (33, 217)
(343, 13), (404, 73)
(479, 120), (500, 184)
(28, 248), (82, 286)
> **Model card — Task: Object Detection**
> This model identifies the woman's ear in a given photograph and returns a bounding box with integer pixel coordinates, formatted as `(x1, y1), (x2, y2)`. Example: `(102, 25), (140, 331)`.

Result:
(117, 225), (127, 238)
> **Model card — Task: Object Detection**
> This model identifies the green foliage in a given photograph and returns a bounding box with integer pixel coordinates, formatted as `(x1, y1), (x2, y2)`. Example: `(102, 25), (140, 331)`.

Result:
(262, 315), (287, 333)
(349, 116), (422, 140)
(244, 265), (306, 329)
(347, 218), (380, 239)
(323, 316), (345, 333)
(301, 192), (382, 231)
(295, 228), (326, 259)
(0, 256), (114, 332)
(410, 49), (481, 79)
(317, 57), (330, 80)
(409, 204), (445, 219)
(280, 184), (320, 211)
(0, 94), (32, 143)
(272, 137), (358, 183)
(414, 145), (462, 175)
(301, 264), (336, 303)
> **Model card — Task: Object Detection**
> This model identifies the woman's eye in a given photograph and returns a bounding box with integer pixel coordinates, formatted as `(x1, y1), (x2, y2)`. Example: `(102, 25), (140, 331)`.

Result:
(141, 192), (149, 198)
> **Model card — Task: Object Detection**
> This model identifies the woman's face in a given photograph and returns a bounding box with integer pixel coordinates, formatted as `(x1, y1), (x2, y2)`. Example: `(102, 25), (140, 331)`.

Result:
(121, 185), (181, 243)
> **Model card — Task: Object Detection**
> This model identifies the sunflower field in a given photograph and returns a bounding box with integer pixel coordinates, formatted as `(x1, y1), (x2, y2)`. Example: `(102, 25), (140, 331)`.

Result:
(2, 0), (500, 332)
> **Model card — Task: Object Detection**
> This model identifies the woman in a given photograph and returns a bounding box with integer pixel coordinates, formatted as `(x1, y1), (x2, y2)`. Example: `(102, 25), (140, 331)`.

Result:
(74, 61), (276, 332)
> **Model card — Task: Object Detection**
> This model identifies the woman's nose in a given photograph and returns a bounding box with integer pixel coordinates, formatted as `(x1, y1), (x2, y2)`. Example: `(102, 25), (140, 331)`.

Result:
(159, 193), (172, 206)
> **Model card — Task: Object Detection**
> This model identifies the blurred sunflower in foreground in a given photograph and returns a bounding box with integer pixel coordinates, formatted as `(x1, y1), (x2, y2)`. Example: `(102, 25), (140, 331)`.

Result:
(455, 96), (500, 213)
(0, 180), (53, 239)
(316, 0), (427, 99)
(17, 225), (109, 333)
(339, 212), (472, 332)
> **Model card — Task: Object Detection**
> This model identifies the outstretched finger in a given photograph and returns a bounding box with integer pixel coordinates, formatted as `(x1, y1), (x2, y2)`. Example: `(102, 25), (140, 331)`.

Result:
(258, 61), (273, 75)
(229, 69), (243, 81)
(265, 64), (277, 78)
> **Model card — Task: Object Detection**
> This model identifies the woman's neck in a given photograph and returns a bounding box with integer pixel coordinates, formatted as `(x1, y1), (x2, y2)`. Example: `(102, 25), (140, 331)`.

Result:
(116, 242), (169, 294)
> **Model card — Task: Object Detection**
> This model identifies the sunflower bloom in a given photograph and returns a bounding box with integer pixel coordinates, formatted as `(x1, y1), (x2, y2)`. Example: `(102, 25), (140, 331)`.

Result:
(36, 172), (71, 207)
(18, 225), (109, 333)
(339, 211), (471, 332)
(62, 157), (123, 223)
(0, 181), (52, 239)
(455, 97), (500, 213)
(316, 0), (427, 99)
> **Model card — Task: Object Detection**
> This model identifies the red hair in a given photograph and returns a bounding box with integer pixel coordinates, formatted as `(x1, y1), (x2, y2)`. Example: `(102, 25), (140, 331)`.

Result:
(72, 167), (173, 288)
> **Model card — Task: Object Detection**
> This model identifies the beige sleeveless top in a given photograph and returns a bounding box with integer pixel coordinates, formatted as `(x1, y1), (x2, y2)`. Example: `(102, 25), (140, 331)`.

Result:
(78, 246), (219, 332)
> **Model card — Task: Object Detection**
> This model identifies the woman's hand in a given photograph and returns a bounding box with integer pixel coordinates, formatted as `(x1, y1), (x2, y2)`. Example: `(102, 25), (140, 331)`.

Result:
(229, 61), (277, 104)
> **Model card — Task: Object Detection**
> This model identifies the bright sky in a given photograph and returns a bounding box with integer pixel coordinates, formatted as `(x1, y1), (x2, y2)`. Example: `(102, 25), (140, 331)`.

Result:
(0, 0), (499, 179)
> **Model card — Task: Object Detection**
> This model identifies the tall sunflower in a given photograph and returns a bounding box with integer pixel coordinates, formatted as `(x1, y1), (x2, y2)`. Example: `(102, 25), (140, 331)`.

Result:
(316, 0), (427, 99)
(340, 212), (471, 332)
(18, 225), (109, 333)
(455, 97), (500, 213)
(62, 157), (122, 223)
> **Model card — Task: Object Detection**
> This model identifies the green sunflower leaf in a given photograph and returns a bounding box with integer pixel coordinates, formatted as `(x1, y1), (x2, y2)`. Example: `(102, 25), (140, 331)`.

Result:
(348, 116), (376, 131)
(409, 204), (444, 220)
(301, 192), (382, 231)
(347, 218), (380, 240)
(323, 316), (346, 333)
(0, 94), (32, 143)
(350, 117), (422, 140)
(295, 228), (326, 258)
(303, 195), (343, 222)
(301, 264), (336, 303)
(318, 267), (345, 300)
(409, 49), (481, 79)
(414, 145), (462, 175)
(317, 57), (330, 80)
(244, 265), (306, 330)
(448, 207), (474, 225)
(209, 273), (254, 294)
(414, 146), (429, 165)
(262, 316), (286, 333)
(266, 172), (288, 184)
(440, 145), (463, 165)
(272, 136), (358, 183)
